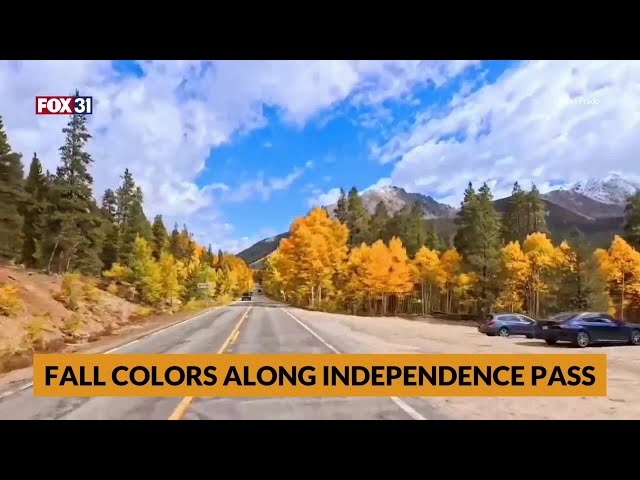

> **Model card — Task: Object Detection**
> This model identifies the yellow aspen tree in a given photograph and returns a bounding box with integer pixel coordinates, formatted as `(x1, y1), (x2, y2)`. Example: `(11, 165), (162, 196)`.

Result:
(495, 241), (529, 312)
(412, 246), (445, 315)
(277, 208), (348, 307)
(158, 252), (185, 306)
(454, 272), (477, 313)
(600, 236), (640, 319)
(126, 237), (163, 305)
(361, 240), (392, 314)
(387, 237), (414, 314)
(439, 249), (461, 313)
(522, 232), (557, 318)
(345, 243), (370, 314)
(264, 250), (288, 300)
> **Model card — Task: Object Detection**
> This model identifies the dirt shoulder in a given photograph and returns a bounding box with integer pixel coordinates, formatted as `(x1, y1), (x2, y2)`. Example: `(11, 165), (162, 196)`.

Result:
(0, 304), (221, 393)
(290, 308), (640, 420)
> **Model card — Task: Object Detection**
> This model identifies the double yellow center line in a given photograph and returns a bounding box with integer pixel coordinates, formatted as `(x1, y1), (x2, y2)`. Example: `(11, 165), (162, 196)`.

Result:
(167, 305), (252, 420)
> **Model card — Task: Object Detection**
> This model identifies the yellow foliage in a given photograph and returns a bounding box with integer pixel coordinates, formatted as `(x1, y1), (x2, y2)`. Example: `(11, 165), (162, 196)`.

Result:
(54, 273), (85, 310)
(387, 237), (414, 296)
(106, 282), (119, 295)
(23, 316), (50, 351)
(102, 263), (128, 282)
(277, 207), (348, 306)
(158, 252), (185, 305)
(0, 283), (23, 316)
(413, 246), (446, 289)
(596, 236), (640, 317)
(62, 313), (84, 337)
(495, 241), (529, 312)
(127, 237), (163, 305)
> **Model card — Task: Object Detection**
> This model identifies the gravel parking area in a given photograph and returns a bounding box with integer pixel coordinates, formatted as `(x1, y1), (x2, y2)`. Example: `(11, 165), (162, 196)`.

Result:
(290, 308), (640, 420)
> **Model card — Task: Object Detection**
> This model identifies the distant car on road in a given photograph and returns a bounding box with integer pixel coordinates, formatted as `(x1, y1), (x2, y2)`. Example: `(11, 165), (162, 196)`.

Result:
(478, 313), (536, 338)
(241, 292), (252, 301)
(536, 312), (640, 348)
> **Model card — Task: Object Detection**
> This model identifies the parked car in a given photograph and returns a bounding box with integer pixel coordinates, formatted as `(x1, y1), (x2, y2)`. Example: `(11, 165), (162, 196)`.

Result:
(536, 312), (640, 348)
(478, 313), (537, 338)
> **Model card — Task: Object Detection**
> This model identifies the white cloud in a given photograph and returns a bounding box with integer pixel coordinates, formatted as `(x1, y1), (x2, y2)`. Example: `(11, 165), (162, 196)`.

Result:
(0, 60), (478, 249)
(373, 60), (640, 206)
(363, 177), (392, 192)
(307, 187), (342, 207)
(263, 141), (272, 148)
(223, 166), (306, 203)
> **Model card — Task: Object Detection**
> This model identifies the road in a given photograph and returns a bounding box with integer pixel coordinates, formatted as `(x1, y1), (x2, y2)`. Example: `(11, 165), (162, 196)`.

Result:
(0, 292), (443, 420)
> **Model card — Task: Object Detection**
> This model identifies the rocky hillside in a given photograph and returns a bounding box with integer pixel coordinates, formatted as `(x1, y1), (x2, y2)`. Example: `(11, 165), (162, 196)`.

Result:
(565, 173), (640, 205)
(0, 265), (143, 373)
(325, 185), (457, 220)
(239, 178), (635, 265)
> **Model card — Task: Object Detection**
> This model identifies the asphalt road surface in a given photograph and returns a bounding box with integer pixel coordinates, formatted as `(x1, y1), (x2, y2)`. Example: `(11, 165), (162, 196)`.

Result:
(0, 292), (444, 420)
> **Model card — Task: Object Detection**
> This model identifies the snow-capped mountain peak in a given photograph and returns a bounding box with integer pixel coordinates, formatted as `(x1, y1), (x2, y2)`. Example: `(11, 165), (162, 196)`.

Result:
(565, 173), (640, 205)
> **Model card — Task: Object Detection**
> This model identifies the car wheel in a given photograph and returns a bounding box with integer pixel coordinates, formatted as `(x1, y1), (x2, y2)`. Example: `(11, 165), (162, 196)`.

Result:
(498, 327), (510, 338)
(525, 334), (533, 339)
(630, 330), (640, 346)
(544, 338), (557, 346)
(575, 331), (590, 348)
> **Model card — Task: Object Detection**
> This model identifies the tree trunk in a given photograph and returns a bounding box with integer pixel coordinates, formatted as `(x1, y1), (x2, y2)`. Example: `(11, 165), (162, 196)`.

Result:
(621, 275), (625, 320)
(47, 240), (59, 273)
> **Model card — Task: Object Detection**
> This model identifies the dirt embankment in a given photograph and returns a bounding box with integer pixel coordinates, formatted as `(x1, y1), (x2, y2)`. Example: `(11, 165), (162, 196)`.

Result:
(292, 308), (640, 420)
(0, 265), (200, 375)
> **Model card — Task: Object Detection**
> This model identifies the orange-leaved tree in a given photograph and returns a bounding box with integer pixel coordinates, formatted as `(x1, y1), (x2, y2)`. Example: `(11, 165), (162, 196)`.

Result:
(595, 235), (640, 319)
(495, 241), (529, 313)
(521, 232), (562, 318)
(439, 248), (461, 313)
(344, 243), (370, 314)
(411, 245), (445, 315)
(276, 207), (348, 307)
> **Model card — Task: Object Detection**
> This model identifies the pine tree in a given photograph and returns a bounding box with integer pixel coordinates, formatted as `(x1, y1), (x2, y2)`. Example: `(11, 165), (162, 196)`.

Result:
(0, 116), (25, 261)
(21, 153), (49, 267)
(151, 214), (169, 260)
(453, 182), (478, 254)
(369, 201), (389, 242)
(101, 188), (117, 221)
(333, 188), (348, 224)
(455, 182), (502, 313)
(99, 188), (119, 271)
(116, 170), (153, 264)
(40, 92), (104, 274)
(501, 181), (527, 243)
(623, 193), (640, 249)
(526, 184), (548, 235)
(346, 187), (370, 246)
(169, 223), (181, 258)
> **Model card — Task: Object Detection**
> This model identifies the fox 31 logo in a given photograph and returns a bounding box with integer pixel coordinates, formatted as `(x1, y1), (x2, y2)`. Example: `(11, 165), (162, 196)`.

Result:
(35, 96), (93, 115)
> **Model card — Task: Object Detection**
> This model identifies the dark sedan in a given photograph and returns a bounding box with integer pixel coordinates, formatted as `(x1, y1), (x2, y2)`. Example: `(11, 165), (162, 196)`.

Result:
(478, 313), (537, 338)
(536, 312), (640, 348)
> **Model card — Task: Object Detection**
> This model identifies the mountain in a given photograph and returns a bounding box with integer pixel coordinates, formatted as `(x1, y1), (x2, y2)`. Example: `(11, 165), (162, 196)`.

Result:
(238, 180), (632, 266)
(325, 185), (457, 220)
(238, 232), (288, 266)
(540, 190), (625, 219)
(239, 186), (456, 265)
(564, 173), (640, 206)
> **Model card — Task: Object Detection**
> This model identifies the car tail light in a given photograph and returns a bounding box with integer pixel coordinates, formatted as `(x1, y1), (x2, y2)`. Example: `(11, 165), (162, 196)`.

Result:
(487, 320), (495, 326)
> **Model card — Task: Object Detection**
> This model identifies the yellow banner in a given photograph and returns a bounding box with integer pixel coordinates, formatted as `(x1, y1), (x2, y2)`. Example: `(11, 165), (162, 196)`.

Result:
(33, 353), (607, 397)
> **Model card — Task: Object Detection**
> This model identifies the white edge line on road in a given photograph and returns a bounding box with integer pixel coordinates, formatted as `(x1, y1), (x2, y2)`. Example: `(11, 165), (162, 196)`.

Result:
(281, 308), (427, 421)
(0, 303), (236, 401)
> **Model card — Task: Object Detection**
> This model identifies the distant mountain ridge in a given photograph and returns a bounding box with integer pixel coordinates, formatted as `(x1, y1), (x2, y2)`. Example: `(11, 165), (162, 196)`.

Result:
(325, 185), (457, 220)
(564, 173), (640, 206)
(238, 177), (637, 266)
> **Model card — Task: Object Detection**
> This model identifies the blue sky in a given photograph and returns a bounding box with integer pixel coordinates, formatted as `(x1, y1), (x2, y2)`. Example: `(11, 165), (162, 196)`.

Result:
(2, 60), (636, 253)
